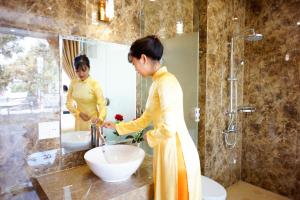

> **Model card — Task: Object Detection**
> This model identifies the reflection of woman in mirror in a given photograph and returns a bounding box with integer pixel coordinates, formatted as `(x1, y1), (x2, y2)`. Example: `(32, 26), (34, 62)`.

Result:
(103, 36), (201, 200)
(66, 55), (106, 131)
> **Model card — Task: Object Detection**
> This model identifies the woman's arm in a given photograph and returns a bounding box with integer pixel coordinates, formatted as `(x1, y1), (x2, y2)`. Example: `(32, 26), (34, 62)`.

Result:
(66, 80), (80, 117)
(115, 109), (152, 135)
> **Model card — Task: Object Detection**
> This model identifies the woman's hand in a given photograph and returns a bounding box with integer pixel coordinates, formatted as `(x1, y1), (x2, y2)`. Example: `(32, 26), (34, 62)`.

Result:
(102, 121), (116, 129)
(79, 112), (90, 121)
(143, 133), (147, 142)
(91, 118), (100, 124)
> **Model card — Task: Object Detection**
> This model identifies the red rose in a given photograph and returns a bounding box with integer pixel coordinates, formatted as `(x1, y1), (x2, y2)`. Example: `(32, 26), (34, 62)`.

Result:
(115, 114), (123, 121)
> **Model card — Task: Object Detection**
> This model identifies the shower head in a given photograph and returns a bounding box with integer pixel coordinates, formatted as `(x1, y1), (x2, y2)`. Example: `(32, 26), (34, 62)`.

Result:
(245, 33), (263, 41)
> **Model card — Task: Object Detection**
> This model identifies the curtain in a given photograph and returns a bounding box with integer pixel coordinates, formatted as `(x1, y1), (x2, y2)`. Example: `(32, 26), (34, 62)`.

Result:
(62, 39), (80, 79)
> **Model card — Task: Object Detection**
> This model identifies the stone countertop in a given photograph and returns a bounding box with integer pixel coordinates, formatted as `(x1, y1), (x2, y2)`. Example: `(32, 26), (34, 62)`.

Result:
(36, 155), (153, 200)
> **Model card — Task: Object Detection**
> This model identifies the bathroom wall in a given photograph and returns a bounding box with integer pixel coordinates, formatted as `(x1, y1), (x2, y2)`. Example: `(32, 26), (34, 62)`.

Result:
(242, 0), (300, 199)
(198, 0), (245, 187)
(197, 0), (207, 173)
(142, 0), (194, 38)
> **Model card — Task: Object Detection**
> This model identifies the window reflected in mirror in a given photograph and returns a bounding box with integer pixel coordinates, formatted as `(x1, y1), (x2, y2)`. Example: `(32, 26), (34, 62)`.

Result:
(0, 29), (60, 192)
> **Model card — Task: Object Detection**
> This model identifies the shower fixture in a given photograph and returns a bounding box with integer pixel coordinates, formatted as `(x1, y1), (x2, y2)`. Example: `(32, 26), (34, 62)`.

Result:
(223, 29), (261, 149)
(233, 29), (263, 42)
(245, 32), (263, 41)
(237, 106), (256, 113)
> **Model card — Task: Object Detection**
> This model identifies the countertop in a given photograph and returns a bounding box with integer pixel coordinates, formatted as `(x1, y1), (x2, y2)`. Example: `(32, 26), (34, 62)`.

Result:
(36, 155), (153, 200)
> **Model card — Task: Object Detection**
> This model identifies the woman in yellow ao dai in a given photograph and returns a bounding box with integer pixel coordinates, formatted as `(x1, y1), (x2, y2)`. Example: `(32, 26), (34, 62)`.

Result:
(103, 36), (201, 200)
(66, 55), (106, 131)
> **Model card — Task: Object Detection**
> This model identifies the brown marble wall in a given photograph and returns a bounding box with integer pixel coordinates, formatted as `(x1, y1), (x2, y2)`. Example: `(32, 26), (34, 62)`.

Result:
(242, 1), (300, 199)
(142, 0), (194, 38)
(198, 0), (245, 187)
(197, 0), (207, 173)
(0, 0), (141, 44)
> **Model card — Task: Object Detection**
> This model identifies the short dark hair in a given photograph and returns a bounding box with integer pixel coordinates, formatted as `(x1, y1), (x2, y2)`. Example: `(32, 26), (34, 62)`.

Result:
(128, 35), (163, 62)
(74, 54), (90, 70)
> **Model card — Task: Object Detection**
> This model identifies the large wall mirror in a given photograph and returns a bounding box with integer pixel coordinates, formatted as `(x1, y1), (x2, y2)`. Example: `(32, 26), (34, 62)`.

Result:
(59, 36), (137, 154)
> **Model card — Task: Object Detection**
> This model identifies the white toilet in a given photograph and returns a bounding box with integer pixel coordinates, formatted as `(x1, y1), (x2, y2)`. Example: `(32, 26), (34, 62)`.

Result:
(201, 175), (227, 200)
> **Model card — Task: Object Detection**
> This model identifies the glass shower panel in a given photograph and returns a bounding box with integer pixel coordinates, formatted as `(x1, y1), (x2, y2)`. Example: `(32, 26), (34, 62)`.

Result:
(162, 32), (199, 144)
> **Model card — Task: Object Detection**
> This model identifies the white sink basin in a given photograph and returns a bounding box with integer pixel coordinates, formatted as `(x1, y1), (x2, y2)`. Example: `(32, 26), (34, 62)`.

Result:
(61, 131), (90, 151)
(84, 145), (145, 182)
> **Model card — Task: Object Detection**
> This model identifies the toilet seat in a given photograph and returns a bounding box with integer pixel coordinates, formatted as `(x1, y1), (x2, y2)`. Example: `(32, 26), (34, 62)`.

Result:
(201, 176), (227, 200)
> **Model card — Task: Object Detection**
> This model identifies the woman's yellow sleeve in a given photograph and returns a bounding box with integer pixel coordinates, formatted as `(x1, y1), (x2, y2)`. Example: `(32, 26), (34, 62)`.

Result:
(66, 80), (80, 118)
(146, 78), (178, 148)
(94, 82), (107, 123)
(116, 109), (152, 135)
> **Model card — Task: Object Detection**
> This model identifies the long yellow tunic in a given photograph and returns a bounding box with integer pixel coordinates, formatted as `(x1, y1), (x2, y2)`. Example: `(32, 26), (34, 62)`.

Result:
(116, 67), (201, 200)
(66, 76), (107, 131)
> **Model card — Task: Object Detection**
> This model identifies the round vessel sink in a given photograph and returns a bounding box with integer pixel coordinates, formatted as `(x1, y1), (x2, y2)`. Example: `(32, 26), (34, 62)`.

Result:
(84, 145), (145, 182)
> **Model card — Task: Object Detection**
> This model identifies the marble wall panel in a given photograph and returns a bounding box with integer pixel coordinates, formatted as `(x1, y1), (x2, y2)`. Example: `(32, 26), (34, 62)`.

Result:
(0, 0), (141, 44)
(142, 0), (194, 38)
(242, 0), (300, 199)
(197, 0), (207, 173)
(198, 0), (245, 187)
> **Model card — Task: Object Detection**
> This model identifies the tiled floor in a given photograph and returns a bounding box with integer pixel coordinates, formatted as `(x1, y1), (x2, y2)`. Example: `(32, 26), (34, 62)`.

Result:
(226, 181), (291, 200)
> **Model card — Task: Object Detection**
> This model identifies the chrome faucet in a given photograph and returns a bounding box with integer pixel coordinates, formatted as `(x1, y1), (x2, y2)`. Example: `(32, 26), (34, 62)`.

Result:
(91, 123), (106, 147)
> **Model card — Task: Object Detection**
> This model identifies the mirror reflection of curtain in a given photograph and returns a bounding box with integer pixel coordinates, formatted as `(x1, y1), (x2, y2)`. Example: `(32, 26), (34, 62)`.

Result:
(62, 39), (80, 79)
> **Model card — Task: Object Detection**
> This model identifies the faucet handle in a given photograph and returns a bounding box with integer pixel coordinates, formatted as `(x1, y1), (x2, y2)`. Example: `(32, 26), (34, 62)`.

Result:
(90, 123), (97, 148)
(97, 126), (106, 146)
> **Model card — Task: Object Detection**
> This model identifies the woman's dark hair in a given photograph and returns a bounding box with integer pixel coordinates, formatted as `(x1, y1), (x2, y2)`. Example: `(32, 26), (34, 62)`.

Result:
(128, 35), (163, 62)
(74, 54), (90, 70)
(63, 85), (68, 92)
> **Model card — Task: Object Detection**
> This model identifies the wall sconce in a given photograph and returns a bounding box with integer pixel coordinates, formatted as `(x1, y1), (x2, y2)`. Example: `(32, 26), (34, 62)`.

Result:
(99, 0), (114, 22)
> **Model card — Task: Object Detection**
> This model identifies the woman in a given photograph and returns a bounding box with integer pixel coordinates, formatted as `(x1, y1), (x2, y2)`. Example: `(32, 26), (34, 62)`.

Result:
(66, 54), (106, 131)
(103, 36), (201, 200)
